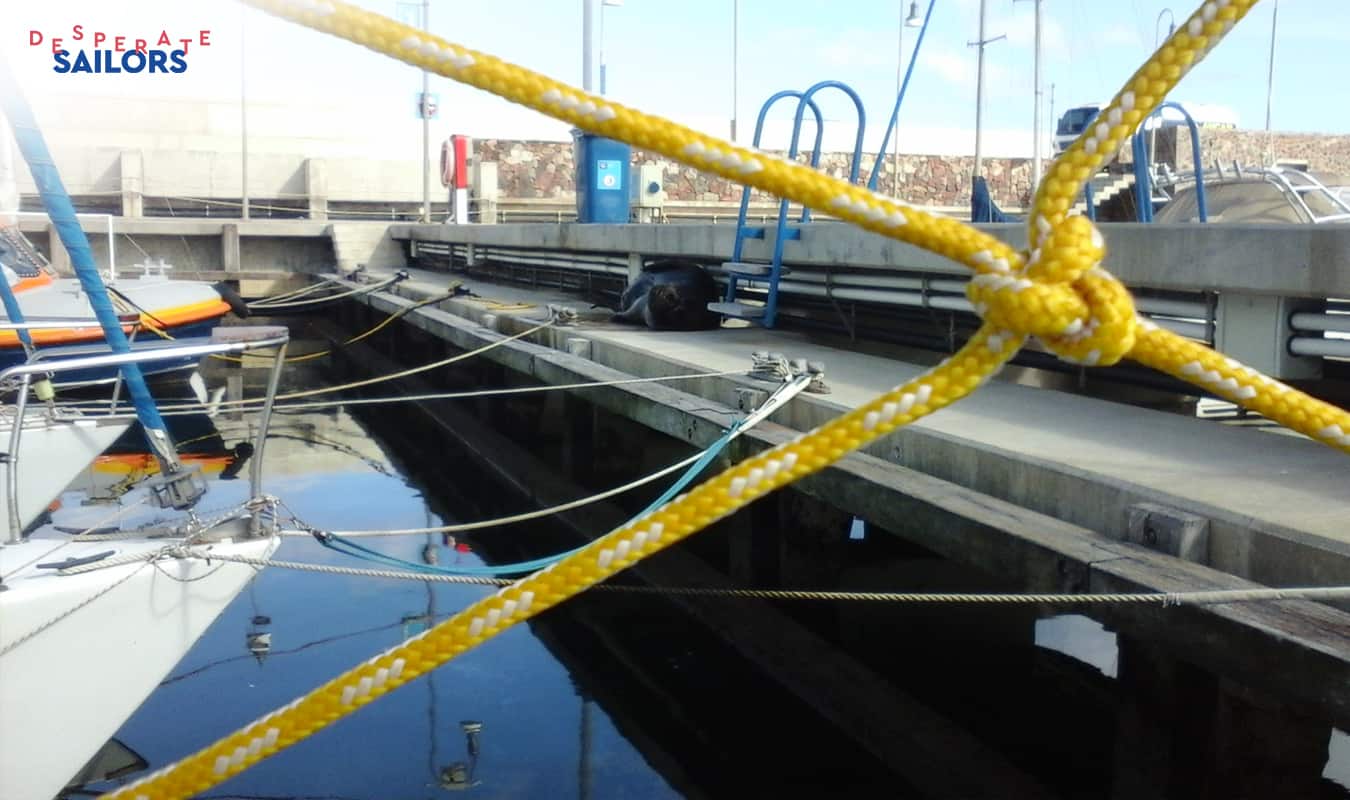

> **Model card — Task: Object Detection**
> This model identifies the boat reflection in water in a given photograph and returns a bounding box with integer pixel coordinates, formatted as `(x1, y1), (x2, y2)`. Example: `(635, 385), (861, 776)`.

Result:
(68, 412), (254, 506)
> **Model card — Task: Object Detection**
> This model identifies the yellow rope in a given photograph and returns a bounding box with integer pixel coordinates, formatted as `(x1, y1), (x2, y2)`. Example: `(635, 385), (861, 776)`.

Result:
(101, 1), (1347, 797)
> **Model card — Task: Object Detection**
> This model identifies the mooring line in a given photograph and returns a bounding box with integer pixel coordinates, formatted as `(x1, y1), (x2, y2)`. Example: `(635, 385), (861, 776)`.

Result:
(175, 551), (1350, 608)
(308, 374), (808, 538)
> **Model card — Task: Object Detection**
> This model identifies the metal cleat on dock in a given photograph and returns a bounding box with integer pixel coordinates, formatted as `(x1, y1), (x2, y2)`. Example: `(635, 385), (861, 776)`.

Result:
(747, 351), (830, 393)
(548, 304), (579, 325)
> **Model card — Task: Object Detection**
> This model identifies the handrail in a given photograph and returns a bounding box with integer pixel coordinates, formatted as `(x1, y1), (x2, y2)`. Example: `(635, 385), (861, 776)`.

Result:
(0, 332), (289, 383)
(728, 90), (824, 269)
(1149, 163), (1350, 224)
(1132, 101), (1207, 222)
(792, 80), (868, 216)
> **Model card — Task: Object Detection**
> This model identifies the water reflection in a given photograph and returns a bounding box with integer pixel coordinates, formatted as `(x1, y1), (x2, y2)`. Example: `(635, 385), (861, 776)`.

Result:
(52, 369), (1350, 799)
(1034, 614), (1119, 678)
(66, 407), (679, 800)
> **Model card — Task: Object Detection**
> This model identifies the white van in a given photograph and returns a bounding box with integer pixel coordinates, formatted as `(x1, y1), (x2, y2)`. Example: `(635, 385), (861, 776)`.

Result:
(1053, 101), (1239, 154)
(1053, 103), (1107, 154)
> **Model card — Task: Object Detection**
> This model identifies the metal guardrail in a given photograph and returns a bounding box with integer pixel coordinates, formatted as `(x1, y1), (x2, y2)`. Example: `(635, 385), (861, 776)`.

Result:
(414, 240), (1217, 346)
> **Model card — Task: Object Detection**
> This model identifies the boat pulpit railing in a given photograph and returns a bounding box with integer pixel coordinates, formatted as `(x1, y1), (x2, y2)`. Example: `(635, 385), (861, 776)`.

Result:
(0, 325), (290, 544)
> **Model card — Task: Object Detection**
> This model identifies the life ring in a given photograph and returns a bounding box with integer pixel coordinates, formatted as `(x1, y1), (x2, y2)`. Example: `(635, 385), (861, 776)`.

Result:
(212, 281), (251, 319)
(440, 140), (454, 187)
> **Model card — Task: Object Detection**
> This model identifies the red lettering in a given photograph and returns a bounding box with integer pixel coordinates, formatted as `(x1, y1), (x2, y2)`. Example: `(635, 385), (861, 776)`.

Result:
(157, 31), (170, 46)
(114, 36), (125, 51)
(178, 37), (191, 53)
(29, 30), (42, 46)
(199, 30), (211, 47)
(94, 32), (106, 47)
(51, 37), (62, 53)
(135, 38), (147, 53)
(72, 25), (84, 41)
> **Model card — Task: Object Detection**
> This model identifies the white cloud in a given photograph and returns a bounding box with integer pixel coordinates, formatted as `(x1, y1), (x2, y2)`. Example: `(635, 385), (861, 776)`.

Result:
(1100, 24), (1144, 49)
(1004, 10), (1069, 59)
(816, 29), (896, 71)
(927, 48), (978, 90)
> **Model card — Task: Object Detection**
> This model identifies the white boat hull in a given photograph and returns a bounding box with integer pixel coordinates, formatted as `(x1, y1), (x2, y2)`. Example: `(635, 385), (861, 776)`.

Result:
(0, 534), (279, 800)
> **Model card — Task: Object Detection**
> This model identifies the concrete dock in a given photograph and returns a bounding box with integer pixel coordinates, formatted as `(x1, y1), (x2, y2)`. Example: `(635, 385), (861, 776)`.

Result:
(320, 263), (1350, 733)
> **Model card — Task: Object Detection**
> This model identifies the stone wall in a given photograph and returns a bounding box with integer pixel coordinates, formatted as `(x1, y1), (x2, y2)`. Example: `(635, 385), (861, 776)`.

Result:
(1144, 129), (1350, 178)
(476, 130), (1350, 211)
(1197, 130), (1350, 178)
(477, 140), (1036, 209)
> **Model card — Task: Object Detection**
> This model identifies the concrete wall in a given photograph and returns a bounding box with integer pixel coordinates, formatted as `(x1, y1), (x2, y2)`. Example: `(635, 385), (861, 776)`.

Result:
(9, 93), (438, 205)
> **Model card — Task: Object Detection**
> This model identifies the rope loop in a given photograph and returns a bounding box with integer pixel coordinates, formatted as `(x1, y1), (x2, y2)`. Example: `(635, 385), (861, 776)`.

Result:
(967, 216), (1136, 367)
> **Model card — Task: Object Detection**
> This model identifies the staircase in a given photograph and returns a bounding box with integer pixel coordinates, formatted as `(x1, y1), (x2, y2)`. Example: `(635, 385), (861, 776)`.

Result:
(327, 223), (407, 275)
(1071, 172), (1136, 218)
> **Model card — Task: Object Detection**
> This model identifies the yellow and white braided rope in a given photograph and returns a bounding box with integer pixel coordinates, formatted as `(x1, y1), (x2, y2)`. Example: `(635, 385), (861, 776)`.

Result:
(101, 1), (1347, 797)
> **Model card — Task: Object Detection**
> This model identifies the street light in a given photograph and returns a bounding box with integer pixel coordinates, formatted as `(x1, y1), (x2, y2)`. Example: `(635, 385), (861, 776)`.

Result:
(1013, 0), (1044, 195)
(1148, 8), (1175, 175)
(731, 0), (738, 142)
(599, 0), (622, 96)
(1264, 0), (1279, 165)
(1155, 8), (1176, 45)
(892, 2), (923, 195)
(398, 0), (432, 222)
(969, 0), (1007, 178)
(239, 4), (249, 220)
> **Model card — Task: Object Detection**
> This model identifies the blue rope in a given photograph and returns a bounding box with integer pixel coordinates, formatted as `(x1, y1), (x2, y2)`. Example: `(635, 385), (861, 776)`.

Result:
(0, 57), (168, 434)
(315, 418), (745, 577)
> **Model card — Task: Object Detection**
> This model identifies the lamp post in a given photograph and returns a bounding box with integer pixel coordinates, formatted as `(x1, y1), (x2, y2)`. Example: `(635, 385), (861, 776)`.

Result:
(892, 2), (923, 196)
(420, 0), (430, 223)
(969, 0), (1006, 179)
(1264, 0), (1279, 165)
(1147, 9), (1174, 173)
(240, 4), (249, 220)
(582, 0), (594, 92)
(1155, 8), (1175, 45)
(731, 0), (738, 142)
(1031, 0), (1042, 187)
(1012, 0), (1044, 192)
(600, 0), (622, 96)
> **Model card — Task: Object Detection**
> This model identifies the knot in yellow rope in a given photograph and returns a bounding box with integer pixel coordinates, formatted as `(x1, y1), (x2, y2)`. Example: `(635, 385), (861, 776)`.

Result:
(966, 215), (1136, 367)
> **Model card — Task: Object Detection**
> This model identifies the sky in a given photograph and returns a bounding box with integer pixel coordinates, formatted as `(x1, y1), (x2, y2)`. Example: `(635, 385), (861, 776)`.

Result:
(1, 0), (1345, 157)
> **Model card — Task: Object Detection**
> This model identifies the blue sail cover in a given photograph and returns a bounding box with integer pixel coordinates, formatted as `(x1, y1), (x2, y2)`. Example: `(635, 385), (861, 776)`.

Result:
(971, 175), (1020, 223)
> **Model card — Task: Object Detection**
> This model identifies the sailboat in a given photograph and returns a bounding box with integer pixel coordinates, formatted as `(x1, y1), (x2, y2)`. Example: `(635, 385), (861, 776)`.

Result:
(0, 116), (245, 388)
(0, 61), (291, 800)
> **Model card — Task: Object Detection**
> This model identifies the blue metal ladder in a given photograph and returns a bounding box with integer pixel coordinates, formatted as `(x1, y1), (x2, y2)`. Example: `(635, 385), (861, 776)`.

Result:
(710, 81), (866, 328)
(1132, 101), (1209, 223)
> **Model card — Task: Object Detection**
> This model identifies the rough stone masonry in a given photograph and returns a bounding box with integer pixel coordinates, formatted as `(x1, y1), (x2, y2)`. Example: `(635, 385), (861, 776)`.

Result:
(478, 129), (1350, 211)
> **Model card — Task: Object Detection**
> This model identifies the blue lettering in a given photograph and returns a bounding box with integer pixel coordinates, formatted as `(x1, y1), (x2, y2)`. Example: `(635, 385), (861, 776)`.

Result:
(169, 50), (187, 73)
(71, 50), (92, 74)
(122, 50), (146, 73)
(52, 51), (71, 74)
(148, 49), (168, 72)
(100, 50), (121, 74)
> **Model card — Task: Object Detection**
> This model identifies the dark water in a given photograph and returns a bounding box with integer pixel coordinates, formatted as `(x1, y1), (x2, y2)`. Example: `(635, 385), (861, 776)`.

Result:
(62, 354), (1350, 800)
(73, 409), (681, 799)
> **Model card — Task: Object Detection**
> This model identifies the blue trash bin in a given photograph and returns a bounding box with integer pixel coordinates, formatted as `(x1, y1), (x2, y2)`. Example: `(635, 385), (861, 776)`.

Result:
(573, 130), (631, 223)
